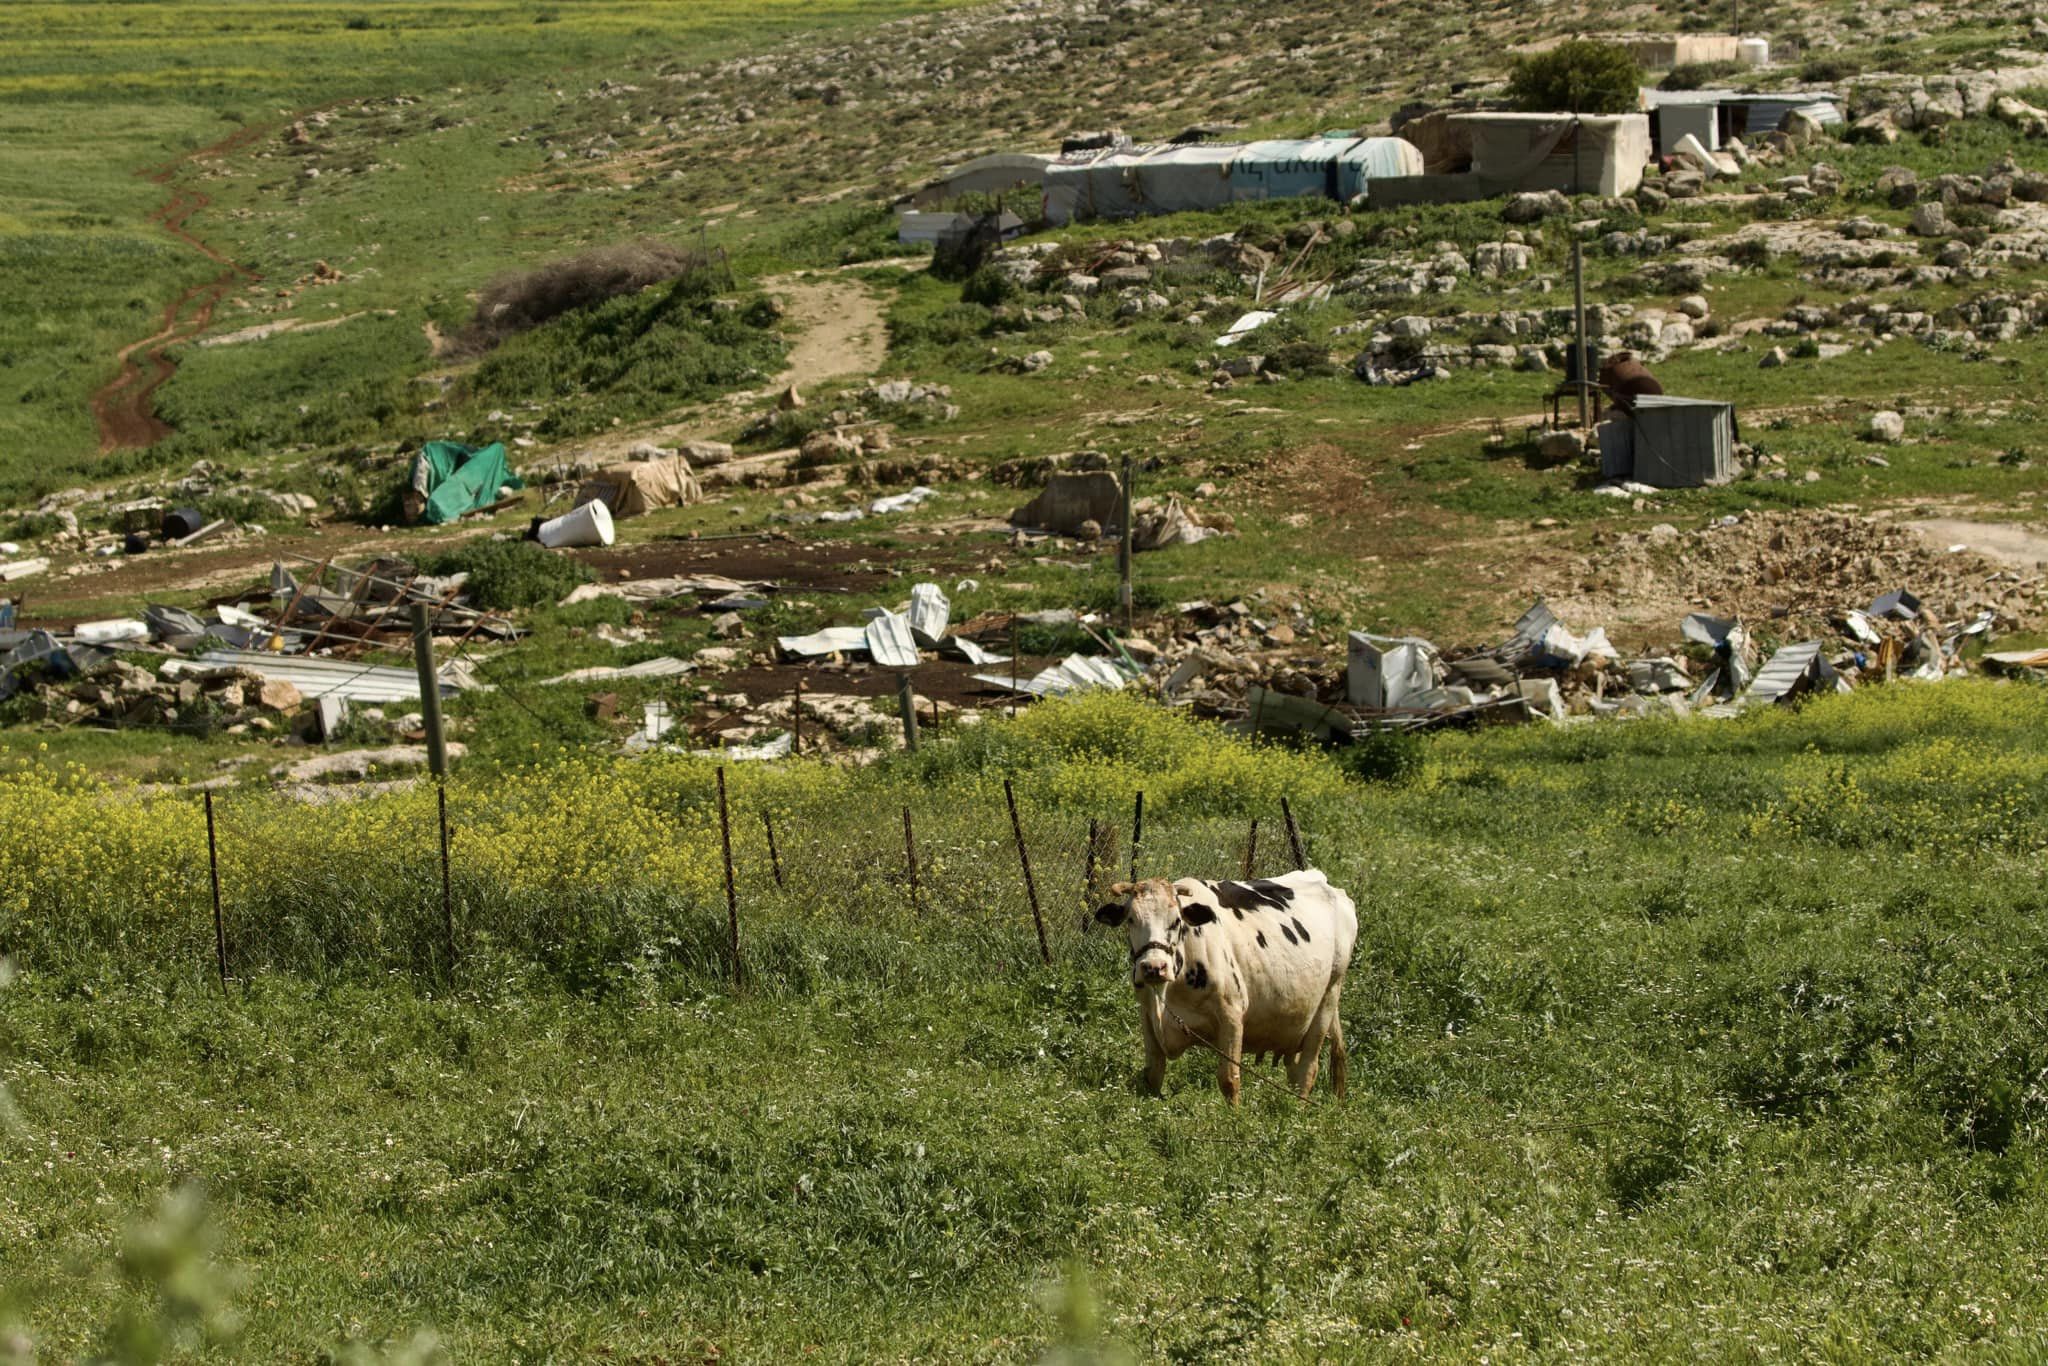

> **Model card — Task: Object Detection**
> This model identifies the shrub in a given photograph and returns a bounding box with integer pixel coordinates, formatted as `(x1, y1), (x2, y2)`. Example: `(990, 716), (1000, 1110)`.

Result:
(1800, 55), (1863, 84)
(959, 265), (1023, 308)
(463, 273), (782, 436)
(1659, 60), (1742, 91)
(1506, 41), (1644, 115)
(422, 537), (591, 610)
(464, 239), (714, 349)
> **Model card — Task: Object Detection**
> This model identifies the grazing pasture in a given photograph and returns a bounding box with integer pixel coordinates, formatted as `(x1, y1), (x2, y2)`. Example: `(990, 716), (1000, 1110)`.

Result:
(6, 685), (2048, 1358)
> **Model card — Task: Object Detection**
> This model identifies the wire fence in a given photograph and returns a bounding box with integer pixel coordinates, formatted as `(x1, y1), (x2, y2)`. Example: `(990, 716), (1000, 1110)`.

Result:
(30, 777), (1325, 993)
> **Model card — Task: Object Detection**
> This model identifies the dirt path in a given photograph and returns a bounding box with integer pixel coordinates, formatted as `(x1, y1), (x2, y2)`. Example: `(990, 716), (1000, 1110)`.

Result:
(763, 274), (888, 392)
(573, 274), (892, 463)
(1906, 518), (2048, 571)
(90, 123), (268, 451)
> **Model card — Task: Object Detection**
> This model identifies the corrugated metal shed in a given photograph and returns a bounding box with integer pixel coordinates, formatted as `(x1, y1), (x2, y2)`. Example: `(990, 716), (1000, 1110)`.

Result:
(1620, 396), (1737, 488)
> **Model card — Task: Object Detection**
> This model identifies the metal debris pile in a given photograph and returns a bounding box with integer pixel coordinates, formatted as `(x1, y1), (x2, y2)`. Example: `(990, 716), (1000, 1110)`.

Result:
(1151, 583), (2020, 745)
(1543, 509), (2041, 643)
(1, 556), (493, 740)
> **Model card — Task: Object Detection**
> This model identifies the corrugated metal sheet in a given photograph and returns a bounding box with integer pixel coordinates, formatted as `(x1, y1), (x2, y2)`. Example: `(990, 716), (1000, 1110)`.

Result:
(541, 657), (692, 686)
(777, 626), (869, 659)
(1625, 396), (1736, 489)
(907, 583), (950, 646)
(973, 654), (1133, 697)
(1746, 641), (1844, 705)
(864, 612), (920, 670)
(162, 650), (474, 703)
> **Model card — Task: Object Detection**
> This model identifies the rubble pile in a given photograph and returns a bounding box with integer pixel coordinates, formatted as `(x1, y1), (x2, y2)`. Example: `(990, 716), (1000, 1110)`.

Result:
(0, 559), (492, 743)
(1542, 510), (2041, 642)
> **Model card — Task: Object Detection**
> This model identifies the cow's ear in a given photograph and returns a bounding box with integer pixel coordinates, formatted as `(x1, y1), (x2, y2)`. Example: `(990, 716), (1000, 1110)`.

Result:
(1108, 881), (1134, 898)
(1180, 902), (1217, 926)
(1094, 902), (1128, 928)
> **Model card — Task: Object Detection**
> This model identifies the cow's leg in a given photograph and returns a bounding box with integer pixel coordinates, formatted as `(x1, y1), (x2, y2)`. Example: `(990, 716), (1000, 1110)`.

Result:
(1328, 1000), (1348, 1100)
(1213, 1009), (1245, 1106)
(1139, 1004), (1168, 1097)
(1289, 982), (1345, 1099)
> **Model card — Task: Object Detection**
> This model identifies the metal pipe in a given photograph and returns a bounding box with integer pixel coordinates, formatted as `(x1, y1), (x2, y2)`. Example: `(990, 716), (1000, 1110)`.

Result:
(1005, 779), (1051, 966)
(409, 602), (448, 779)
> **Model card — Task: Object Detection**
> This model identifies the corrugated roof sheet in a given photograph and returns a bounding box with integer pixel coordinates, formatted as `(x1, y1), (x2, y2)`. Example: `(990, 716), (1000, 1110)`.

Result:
(162, 650), (478, 703)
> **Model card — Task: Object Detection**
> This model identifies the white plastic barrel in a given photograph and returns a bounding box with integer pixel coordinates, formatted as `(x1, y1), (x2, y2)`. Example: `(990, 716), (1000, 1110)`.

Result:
(536, 499), (614, 549)
(1737, 37), (1770, 66)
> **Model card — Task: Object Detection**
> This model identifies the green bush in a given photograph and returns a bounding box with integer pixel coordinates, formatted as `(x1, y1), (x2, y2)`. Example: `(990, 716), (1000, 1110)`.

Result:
(1659, 60), (1742, 91)
(1506, 41), (1644, 115)
(422, 536), (591, 611)
(959, 265), (1023, 308)
(1801, 55), (1863, 84)
(463, 273), (783, 438)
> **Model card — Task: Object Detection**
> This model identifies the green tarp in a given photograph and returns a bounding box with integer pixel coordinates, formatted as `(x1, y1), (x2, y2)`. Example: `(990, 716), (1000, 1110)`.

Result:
(409, 441), (524, 525)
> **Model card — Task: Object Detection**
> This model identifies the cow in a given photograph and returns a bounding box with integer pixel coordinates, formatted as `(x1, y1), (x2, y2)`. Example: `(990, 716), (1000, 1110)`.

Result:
(1598, 351), (1664, 411)
(1094, 870), (1358, 1105)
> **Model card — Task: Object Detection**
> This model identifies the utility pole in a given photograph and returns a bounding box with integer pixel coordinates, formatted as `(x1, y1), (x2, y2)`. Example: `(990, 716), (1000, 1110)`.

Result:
(1573, 234), (1589, 429)
(1117, 451), (1135, 635)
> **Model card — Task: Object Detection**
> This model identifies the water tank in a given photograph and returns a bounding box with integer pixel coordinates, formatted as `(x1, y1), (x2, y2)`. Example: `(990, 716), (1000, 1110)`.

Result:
(1737, 37), (1770, 66)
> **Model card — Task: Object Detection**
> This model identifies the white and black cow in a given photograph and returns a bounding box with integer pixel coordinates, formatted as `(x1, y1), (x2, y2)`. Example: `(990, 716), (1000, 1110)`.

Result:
(1094, 870), (1358, 1105)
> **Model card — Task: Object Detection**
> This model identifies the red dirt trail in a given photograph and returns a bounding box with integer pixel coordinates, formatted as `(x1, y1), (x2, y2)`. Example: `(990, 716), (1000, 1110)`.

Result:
(90, 123), (268, 451)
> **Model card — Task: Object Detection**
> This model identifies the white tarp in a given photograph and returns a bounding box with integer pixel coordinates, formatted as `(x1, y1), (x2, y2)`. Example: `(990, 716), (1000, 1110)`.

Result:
(777, 626), (870, 659)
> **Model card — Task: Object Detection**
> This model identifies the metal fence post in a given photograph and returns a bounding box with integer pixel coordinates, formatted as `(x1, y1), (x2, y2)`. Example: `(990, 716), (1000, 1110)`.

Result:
(1281, 797), (1308, 870)
(1242, 816), (1259, 879)
(1083, 817), (1101, 910)
(409, 601), (448, 779)
(902, 806), (922, 915)
(717, 768), (740, 986)
(204, 792), (227, 994)
(762, 810), (785, 888)
(1129, 789), (1144, 883)
(437, 783), (456, 973)
(1004, 779), (1051, 966)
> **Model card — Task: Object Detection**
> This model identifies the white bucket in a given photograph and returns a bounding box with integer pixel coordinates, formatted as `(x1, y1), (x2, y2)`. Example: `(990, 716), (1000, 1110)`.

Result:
(1737, 37), (1770, 66)
(536, 498), (614, 549)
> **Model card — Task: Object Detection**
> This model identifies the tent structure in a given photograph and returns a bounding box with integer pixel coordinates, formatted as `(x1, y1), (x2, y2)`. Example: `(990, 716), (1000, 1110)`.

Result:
(903, 152), (1061, 208)
(1448, 113), (1650, 198)
(1042, 136), (1423, 224)
(404, 441), (524, 526)
(574, 456), (701, 520)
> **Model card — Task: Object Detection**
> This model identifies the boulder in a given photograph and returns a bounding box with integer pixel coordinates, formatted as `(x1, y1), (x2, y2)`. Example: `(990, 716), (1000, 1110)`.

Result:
(257, 679), (303, 713)
(1876, 167), (1920, 208)
(1010, 470), (1124, 537)
(1908, 202), (1950, 237)
(1850, 110), (1899, 145)
(1868, 410), (1906, 444)
(680, 440), (735, 467)
(1502, 190), (1570, 224)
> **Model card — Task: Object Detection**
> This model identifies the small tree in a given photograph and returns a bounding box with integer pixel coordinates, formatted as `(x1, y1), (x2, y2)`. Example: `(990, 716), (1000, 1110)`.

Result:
(1506, 41), (1644, 115)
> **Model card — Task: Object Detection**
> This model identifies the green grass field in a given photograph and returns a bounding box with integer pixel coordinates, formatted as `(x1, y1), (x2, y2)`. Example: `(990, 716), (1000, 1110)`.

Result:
(0, 0), (968, 499)
(6, 686), (2048, 1358)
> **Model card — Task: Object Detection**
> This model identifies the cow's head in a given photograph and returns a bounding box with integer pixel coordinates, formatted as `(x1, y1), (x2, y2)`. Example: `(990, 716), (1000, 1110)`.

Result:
(1094, 877), (1215, 989)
